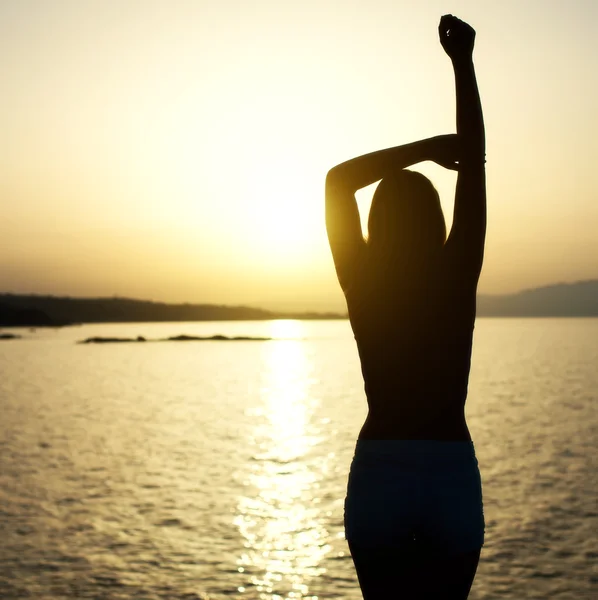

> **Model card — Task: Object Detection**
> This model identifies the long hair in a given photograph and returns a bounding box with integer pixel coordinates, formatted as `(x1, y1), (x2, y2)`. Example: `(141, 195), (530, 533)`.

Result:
(368, 170), (446, 254)
(366, 170), (446, 286)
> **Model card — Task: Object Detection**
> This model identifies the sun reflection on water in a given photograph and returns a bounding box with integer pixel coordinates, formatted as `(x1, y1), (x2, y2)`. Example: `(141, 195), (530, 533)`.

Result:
(234, 323), (330, 599)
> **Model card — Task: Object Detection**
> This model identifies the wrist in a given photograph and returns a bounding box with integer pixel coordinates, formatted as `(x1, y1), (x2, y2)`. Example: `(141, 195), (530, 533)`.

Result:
(452, 56), (474, 70)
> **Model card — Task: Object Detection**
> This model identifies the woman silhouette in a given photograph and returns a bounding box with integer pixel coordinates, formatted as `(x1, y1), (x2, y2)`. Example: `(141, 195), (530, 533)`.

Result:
(326, 16), (486, 600)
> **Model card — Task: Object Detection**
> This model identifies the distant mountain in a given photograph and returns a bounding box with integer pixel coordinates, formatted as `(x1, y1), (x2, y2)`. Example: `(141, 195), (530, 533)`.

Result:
(477, 280), (598, 317)
(0, 302), (62, 327)
(0, 294), (344, 326)
(0, 280), (596, 326)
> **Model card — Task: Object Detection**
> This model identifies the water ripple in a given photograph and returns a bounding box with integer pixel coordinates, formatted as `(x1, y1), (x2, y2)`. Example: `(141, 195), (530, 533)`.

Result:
(0, 319), (596, 599)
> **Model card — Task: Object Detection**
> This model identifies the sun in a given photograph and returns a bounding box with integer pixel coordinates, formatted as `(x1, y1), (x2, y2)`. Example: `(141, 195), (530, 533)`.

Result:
(254, 199), (311, 251)
(243, 156), (322, 265)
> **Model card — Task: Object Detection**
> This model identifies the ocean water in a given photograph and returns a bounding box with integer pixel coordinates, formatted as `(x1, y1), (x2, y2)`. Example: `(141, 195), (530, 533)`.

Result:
(0, 318), (596, 600)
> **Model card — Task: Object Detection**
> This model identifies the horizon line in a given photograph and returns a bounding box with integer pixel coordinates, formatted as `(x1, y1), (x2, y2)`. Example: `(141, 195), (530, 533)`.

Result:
(1, 277), (597, 309)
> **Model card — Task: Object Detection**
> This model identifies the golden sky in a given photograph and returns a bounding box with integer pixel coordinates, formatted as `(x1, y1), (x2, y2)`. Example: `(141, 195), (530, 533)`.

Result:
(1, 0), (597, 311)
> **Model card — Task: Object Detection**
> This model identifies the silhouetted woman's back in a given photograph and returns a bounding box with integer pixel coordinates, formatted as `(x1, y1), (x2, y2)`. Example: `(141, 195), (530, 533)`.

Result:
(325, 15), (487, 600)
(348, 169), (479, 441)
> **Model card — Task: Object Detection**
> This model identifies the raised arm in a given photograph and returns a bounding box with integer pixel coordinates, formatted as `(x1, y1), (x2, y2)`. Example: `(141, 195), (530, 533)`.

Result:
(440, 15), (487, 281)
(326, 136), (460, 291)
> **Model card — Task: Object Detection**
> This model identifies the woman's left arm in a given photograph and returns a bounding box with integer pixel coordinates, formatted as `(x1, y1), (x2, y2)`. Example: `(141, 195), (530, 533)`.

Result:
(440, 15), (487, 281)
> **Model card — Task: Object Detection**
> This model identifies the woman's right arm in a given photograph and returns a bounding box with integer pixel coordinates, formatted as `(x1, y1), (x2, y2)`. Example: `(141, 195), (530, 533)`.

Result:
(440, 15), (487, 282)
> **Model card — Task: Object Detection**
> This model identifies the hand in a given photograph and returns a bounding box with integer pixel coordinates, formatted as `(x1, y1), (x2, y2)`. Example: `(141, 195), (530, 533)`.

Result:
(439, 14), (475, 63)
(426, 134), (461, 171)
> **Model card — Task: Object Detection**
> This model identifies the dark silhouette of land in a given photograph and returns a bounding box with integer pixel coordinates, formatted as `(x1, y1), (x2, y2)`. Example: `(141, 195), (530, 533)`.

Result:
(79, 334), (272, 344)
(0, 302), (61, 327)
(78, 335), (272, 344)
(0, 294), (344, 327)
(0, 280), (597, 327)
(477, 279), (598, 317)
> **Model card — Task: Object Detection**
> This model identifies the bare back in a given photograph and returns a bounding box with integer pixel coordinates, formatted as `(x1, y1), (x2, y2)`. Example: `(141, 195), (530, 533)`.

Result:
(325, 15), (486, 442)
(345, 238), (478, 440)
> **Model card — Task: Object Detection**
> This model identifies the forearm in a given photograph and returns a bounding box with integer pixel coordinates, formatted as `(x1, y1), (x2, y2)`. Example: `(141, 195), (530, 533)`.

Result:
(326, 140), (429, 193)
(452, 57), (487, 239)
(453, 59), (485, 162)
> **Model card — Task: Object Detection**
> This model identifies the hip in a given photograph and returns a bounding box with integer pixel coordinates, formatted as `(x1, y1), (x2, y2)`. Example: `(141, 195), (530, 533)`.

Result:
(344, 439), (485, 554)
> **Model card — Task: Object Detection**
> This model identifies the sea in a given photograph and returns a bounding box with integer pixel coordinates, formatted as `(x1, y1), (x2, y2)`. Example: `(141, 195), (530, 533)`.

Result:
(0, 319), (596, 600)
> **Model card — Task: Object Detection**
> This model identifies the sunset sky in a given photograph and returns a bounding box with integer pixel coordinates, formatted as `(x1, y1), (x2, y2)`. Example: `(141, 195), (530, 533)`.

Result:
(1, 0), (596, 311)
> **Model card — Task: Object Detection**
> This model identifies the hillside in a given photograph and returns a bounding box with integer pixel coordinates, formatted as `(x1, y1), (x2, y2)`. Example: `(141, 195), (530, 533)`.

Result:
(0, 295), (343, 326)
(477, 280), (598, 317)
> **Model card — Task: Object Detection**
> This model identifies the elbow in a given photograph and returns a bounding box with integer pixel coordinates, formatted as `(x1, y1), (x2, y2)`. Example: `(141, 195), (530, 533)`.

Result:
(326, 166), (341, 187)
(326, 165), (350, 194)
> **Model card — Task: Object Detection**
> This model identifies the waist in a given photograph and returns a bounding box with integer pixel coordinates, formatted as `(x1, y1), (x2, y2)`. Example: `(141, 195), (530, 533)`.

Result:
(358, 407), (470, 441)
(351, 439), (479, 472)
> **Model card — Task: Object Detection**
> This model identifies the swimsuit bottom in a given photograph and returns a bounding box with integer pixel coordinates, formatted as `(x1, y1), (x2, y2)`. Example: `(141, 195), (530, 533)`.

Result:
(344, 439), (485, 556)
